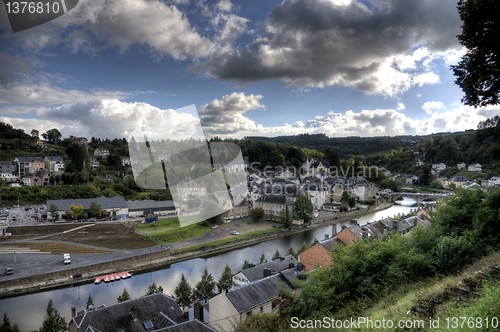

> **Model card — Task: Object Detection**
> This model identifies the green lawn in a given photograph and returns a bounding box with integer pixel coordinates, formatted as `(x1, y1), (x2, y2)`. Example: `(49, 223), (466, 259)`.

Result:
(175, 228), (282, 253)
(137, 216), (212, 244)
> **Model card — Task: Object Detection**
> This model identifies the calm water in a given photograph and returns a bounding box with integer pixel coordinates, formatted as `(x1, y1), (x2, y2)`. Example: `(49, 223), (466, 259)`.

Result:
(0, 205), (413, 331)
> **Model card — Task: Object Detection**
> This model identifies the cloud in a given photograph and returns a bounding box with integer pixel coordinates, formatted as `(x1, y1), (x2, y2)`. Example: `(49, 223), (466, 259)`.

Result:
(422, 101), (445, 114)
(5, 0), (215, 60)
(207, 0), (462, 95)
(31, 99), (203, 140)
(4, 97), (500, 142)
(200, 92), (265, 135)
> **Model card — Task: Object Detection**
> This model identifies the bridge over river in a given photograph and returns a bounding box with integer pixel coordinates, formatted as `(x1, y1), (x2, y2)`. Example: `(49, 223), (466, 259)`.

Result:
(389, 192), (453, 203)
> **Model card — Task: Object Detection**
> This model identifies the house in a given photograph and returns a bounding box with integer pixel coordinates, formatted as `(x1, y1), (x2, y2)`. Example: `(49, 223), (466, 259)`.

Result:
(0, 161), (18, 182)
(486, 176), (500, 187)
(14, 156), (45, 177)
(22, 169), (50, 186)
(351, 182), (377, 202)
(451, 176), (469, 188)
(208, 267), (299, 331)
(457, 162), (466, 170)
(176, 180), (207, 201)
(43, 156), (65, 173)
(69, 293), (215, 332)
(253, 194), (295, 219)
(222, 200), (252, 220)
(127, 200), (177, 218)
(94, 147), (110, 157)
(74, 137), (88, 145)
(431, 163), (446, 173)
(468, 163), (482, 172)
(298, 224), (364, 272)
(322, 202), (341, 212)
(46, 196), (128, 220)
(298, 236), (341, 272)
(233, 255), (298, 287)
(90, 158), (100, 170)
(121, 156), (131, 166)
(397, 174), (419, 185)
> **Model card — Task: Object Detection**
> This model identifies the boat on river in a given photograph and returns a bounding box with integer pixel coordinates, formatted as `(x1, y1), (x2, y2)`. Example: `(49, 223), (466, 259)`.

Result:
(94, 271), (132, 284)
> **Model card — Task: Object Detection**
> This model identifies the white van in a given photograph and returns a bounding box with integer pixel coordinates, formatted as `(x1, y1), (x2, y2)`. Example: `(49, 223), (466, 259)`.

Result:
(63, 253), (71, 265)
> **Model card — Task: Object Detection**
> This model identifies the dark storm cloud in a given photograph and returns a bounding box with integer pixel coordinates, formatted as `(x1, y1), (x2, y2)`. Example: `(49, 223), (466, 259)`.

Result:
(208, 0), (461, 93)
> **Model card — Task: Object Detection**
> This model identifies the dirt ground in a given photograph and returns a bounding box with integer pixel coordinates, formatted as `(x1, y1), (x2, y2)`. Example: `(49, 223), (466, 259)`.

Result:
(1, 221), (155, 250)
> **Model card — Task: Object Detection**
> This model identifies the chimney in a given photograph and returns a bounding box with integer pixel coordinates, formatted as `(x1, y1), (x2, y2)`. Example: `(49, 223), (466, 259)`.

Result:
(193, 302), (204, 322)
(129, 305), (138, 321)
(324, 234), (329, 240)
(331, 224), (338, 237)
(263, 268), (272, 278)
(279, 256), (285, 261)
(297, 262), (304, 271)
(362, 230), (368, 239)
(71, 307), (76, 318)
(341, 225), (347, 230)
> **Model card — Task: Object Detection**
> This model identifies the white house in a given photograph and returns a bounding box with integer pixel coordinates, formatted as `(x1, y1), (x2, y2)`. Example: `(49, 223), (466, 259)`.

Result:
(468, 163), (482, 172)
(94, 147), (110, 157)
(457, 162), (466, 169)
(432, 163), (447, 172)
(43, 156), (65, 173)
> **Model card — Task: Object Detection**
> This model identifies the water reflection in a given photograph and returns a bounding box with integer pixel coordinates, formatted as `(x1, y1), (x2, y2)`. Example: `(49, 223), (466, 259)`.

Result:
(0, 206), (413, 331)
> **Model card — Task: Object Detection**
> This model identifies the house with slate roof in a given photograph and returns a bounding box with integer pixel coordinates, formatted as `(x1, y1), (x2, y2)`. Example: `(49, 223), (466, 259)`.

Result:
(233, 255), (298, 287)
(208, 267), (300, 331)
(69, 293), (215, 332)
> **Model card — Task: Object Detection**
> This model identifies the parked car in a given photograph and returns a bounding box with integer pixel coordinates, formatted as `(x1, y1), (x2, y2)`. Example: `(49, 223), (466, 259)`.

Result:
(4, 268), (13, 275)
(63, 253), (71, 265)
(212, 225), (218, 229)
(230, 230), (239, 235)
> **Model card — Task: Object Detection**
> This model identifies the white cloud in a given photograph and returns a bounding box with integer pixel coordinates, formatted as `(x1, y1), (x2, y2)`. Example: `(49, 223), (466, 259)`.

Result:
(200, 92), (265, 135)
(422, 101), (445, 114)
(7, 0), (215, 60)
(217, 0), (233, 12)
(397, 102), (406, 111)
(3, 98), (500, 141)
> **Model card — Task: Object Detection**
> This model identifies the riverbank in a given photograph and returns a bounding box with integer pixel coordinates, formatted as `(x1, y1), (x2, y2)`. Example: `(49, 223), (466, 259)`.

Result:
(0, 202), (393, 298)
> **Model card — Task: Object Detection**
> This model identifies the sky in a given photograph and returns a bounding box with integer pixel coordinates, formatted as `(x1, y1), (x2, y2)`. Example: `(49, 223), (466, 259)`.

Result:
(1, 0), (499, 141)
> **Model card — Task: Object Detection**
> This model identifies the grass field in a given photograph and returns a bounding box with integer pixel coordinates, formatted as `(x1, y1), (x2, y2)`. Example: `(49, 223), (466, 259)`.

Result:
(357, 251), (500, 331)
(175, 228), (282, 253)
(137, 216), (216, 244)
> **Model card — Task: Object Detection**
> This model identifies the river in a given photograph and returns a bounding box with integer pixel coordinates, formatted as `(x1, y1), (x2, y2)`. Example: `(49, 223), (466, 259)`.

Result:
(0, 205), (414, 331)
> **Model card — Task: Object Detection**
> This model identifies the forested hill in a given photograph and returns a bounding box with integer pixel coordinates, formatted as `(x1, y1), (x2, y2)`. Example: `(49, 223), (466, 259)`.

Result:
(244, 133), (424, 159)
(244, 120), (500, 170)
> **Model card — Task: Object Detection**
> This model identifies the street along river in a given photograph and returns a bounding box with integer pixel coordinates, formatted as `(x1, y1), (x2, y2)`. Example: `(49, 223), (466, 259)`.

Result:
(0, 205), (413, 331)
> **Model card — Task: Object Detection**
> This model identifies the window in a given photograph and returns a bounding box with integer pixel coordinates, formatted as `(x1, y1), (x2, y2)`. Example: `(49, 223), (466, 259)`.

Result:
(260, 306), (263, 313)
(247, 311), (252, 317)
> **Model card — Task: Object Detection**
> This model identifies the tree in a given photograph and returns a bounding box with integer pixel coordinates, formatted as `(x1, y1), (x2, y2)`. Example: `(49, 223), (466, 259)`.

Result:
(259, 253), (267, 264)
(297, 242), (308, 255)
(242, 259), (251, 270)
(86, 295), (94, 310)
(272, 250), (281, 260)
(117, 288), (131, 303)
(195, 268), (216, 302)
(30, 129), (39, 139)
(217, 264), (233, 292)
(48, 204), (59, 221)
(249, 207), (265, 222)
(452, 0), (500, 107)
(174, 274), (193, 310)
(39, 299), (66, 332)
(42, 128), (62, 143)
(0, 313), (20, 332)
(288, 247), (296, 257)
(145, 282), (160, 296)
(89, 202), (102, 218)
(67, 204), (84, 220)
(280, 205), (291, 229)
(294, 195), (313, 224)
